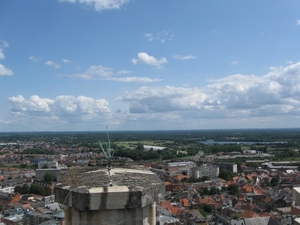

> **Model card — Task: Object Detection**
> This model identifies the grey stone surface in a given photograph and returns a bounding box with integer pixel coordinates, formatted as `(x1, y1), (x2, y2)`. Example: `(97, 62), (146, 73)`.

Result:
(55, 166), (165, 211)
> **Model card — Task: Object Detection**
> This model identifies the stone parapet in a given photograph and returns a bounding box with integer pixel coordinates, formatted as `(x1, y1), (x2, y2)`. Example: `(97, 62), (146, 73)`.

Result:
(54, 166), (164, 225)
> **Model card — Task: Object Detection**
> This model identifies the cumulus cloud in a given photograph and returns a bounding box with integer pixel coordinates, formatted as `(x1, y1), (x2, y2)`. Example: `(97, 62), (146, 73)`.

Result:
(62, 59), (71, 64)
(297, 20), (300, 25)
(66, 65), (114, 79)
(0, 40), (9, 59)
(131, 52), (167, 69)
(117, 62), (300, 121)
(45, 61), (61, 69)
(0, 118), (11, 124)
(173, 55), (196, 60)
(29, 56), (40, 62)
(0, 49), (4, 60)
(58, 0), (129, 12)
(230, 61), (239, 66)
(0, 40), (13, 76)
(8, 95), (111, 121)
(60, 65), (160, 83)
(117, 70), (132, 75)
(144, 30), (173, 43)
(0, 40), (9, 48)
(0, 64), (13, 76)
(117, 86), (207, 113)
(110, 77), (162, 83)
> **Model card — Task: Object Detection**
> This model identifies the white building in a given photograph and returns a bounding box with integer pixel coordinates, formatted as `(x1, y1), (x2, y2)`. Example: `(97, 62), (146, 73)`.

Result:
(0, 186), (15, 194)
(168, 161), (196, 174)
(143, 145), (166, 151)
(190, 164), (219, 179)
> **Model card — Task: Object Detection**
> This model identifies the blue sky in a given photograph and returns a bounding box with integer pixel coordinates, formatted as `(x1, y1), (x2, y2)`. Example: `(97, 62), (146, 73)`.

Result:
(1, 0), (300, 132)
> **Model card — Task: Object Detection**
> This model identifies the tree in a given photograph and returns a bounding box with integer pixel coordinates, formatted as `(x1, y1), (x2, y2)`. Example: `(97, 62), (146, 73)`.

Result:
(30, 184), (38, 194)
(232, 214), (240, 220)
(42, 164), (48, 169)
(198, 208), (207, 218)
(201, 176), (210, 182)
(14, 185), (23, 194)
(209, 186), (219, 195)
(228, 184), (239, 196)
(136, 143), (144, 151)
(200, 187), (209, 195)
(29, 184), (45, 196)
(44, 172), (54, 182)
(270, 177), (279, 187)
(203, 204), (213, 213)
(37, 186), (45, 196)
(22, 184), (29, 194)
(219, 169), (233, 181)
(20, 163), (27, 168)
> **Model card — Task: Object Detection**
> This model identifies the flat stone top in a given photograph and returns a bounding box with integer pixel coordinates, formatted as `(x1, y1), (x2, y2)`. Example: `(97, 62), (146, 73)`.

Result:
(56, 165), (163, 193)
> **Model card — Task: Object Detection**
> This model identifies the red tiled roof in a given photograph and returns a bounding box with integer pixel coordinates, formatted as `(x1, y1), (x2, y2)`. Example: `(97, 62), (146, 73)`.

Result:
(180, 198), (189, 207)
(240, 210), (259, 218)
(159, 200), (184, 215)
(242, 185), (253, 193)
(175, 174), (190, 181)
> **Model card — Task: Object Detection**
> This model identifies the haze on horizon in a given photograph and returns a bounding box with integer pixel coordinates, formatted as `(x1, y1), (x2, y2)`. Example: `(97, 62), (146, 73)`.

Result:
(1, 1), (300, 132)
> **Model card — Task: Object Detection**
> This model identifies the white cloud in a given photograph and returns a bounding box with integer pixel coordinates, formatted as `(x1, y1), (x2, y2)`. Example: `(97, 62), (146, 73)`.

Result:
(58, 0), (129, 12)
(173, 55), (196, 60)
(230, 61), (239, 66)
(62, 59), (71, 64)
(29, 56), (40, 62)
(117, 70), (132, 75)
(117, 62), (300, 121)
(0, 49), (4, 60)
(8, 95), (111, 122)
(144, 33), (153, 41)
(297, 19), (300, 25)
(0, 119), (11, 124)
(144, 30), (173, 43)
(62, 65), (113, 79)
(45, 61), (61, 69)
(110, 77), (162, 83)
(61, 65), (160, 83)
(0, 64), (13, 76)
(0, 40), (8, 48)
(0, 40), (12, 76)
(117, 86), (207, 113)
(0, 40), (9, 59)
(131, 52), (167, 69)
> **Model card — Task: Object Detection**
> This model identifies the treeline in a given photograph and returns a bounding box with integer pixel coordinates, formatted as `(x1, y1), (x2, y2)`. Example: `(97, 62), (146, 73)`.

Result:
(114, 149), (177, 161)
(274, 149), (299, 159)
(3, 128), (300, 145)
(114, 147), (199, 161)
(203, 145), (242, 154)
(15, 183), (45, 196)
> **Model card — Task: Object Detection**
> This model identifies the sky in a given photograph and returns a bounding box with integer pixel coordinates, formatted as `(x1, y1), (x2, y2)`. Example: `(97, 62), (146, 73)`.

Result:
(0, 0), (300, 132)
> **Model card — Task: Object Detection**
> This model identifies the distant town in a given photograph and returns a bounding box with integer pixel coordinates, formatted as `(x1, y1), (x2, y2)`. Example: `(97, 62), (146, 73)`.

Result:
(0, 129), (300, 225)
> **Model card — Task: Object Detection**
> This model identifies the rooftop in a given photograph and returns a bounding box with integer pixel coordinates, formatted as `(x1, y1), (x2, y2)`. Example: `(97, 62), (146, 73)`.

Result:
(56, 165), (162, 192)
(55, 165), (165, 211)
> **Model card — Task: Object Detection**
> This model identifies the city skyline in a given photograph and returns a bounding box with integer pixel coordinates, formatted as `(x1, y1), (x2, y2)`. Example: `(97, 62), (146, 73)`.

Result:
(1, 0), (300, 132)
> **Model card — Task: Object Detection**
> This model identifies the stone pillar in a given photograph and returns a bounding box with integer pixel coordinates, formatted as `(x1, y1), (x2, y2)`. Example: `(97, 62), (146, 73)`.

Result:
(148, 202), (156, 225)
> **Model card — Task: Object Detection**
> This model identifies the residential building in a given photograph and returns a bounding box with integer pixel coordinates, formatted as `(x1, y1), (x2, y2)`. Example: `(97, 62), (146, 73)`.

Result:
(167, 161), (196, 174)
(190, 164), (219, 179)
(218, 163), (237, 173)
